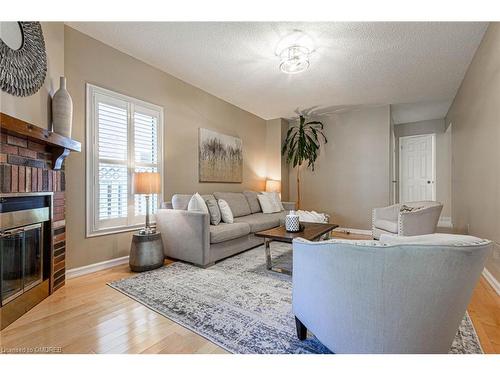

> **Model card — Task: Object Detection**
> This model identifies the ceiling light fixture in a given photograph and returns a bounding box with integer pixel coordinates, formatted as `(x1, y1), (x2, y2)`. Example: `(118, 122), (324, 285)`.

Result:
(276, 30), (314, 75)
(279, 45), (310, 74)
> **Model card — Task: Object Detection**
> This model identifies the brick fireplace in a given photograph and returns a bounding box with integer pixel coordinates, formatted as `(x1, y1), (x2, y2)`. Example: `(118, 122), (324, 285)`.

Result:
(0, 113), (80, 329)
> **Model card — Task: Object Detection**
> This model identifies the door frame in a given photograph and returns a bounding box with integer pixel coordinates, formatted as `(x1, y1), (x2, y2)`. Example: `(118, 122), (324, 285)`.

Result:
(398, 133), (436, 203)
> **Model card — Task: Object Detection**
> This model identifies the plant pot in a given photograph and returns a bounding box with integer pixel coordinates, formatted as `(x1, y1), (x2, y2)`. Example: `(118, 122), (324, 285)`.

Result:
(52, 76), (73, 138)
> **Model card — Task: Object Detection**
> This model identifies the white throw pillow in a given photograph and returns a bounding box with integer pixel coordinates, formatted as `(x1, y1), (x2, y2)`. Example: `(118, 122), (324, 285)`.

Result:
(261, 192), (284, 212)
(187, 193), (209, 214)
(257, 194), (280, 214)
(218, 199), (234, 223)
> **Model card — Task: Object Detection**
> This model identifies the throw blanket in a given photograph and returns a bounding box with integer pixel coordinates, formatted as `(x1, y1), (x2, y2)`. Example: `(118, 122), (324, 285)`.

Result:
(296, 210), (329, 223)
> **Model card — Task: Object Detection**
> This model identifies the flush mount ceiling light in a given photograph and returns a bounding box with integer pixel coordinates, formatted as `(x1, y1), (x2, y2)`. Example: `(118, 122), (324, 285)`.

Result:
(279, 45), (310, 74)
(276, 30), (314, 75)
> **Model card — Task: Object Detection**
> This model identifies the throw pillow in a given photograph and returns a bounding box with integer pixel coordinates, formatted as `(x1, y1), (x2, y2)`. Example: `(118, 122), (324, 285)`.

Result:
(261, 191), (284, 212)
(399, 204), (423, 213)
(257, 194), (280, 214)
(187, 193), (209, 214)
(218, 199), (234, 224)
(205, 197), (221, 225)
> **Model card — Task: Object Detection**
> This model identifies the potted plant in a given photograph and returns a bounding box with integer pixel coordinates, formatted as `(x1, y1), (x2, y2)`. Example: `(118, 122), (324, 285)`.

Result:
(281, 115), (328, 209)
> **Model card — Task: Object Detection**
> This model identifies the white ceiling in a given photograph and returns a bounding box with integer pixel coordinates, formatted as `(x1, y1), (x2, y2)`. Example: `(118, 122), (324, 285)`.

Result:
(66, 22), (487, 120)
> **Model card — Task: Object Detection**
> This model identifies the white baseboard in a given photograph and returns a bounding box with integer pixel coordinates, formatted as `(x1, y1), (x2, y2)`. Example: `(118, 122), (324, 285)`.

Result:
(67, 255), (129, 280)
(333, 227), (373, 236)
(482, 268), (500, 296)
(438, 216), (453, 228)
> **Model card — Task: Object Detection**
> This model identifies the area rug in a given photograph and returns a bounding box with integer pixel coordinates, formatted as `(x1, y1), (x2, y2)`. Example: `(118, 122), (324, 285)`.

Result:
(109, 243), (483, 354)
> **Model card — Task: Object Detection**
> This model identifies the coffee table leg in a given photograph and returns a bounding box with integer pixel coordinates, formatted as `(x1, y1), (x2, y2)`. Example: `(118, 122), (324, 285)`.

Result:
(264, 238), (272, 270)
(264, 238), (291, 275)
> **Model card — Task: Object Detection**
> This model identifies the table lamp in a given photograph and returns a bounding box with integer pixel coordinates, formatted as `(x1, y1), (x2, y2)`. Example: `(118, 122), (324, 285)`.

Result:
(134, 172), (161, 234)
(265, 179), (281, 194)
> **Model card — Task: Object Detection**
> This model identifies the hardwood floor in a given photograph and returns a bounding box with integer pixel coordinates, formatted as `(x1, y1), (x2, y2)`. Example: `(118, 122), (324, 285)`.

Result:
(1, 232), (499, 354)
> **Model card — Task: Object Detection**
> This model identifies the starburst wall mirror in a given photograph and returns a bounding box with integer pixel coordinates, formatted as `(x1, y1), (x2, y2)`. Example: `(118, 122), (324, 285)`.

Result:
(0, 21), (47, 97)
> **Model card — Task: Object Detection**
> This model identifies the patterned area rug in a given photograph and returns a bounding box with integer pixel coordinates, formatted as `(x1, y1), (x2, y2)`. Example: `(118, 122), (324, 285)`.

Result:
(109, 243), (483, 354)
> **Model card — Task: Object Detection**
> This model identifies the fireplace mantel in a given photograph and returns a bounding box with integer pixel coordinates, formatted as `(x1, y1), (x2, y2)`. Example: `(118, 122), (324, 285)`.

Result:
(0, 112), (81, 170)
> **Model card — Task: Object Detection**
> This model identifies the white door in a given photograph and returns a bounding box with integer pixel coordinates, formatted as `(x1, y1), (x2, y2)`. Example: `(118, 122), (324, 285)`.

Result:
(399, 134), (436, 203)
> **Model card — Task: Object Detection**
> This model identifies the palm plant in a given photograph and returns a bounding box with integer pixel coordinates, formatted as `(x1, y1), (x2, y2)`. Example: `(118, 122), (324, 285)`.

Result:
(281, 115), (328, 209)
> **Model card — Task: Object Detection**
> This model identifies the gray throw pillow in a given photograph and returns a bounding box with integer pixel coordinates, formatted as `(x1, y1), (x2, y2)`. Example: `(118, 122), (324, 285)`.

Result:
(205, 197), (222, 225)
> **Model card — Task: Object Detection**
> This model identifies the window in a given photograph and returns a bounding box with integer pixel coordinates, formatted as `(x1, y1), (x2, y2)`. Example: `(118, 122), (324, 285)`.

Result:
(86, 84), (163, 236)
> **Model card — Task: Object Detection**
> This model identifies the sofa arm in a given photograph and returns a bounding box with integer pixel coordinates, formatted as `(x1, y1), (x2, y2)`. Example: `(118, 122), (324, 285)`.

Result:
(282, 201), (296, 211)
(398, 205), (443, 236)
(155, 209), (210, 266)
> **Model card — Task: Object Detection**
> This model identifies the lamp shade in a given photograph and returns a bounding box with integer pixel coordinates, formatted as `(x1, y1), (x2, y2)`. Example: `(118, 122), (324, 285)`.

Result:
(134, 172), (161, 194)
(265, 179), (281, 193)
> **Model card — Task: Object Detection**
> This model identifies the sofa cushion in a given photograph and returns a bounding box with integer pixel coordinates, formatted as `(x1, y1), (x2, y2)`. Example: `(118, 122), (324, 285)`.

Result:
(234, 212), (283, 232)
(243, 191), (262, 213)
(213, 192), (252, 217)
(374, 219), (398, 233)
(209, 222), (251, 244)
(171, 194), (192, 210)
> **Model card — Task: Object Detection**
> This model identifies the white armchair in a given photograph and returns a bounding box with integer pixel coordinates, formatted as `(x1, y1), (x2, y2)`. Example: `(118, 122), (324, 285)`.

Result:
(372, 201), (443, 239)
(292, 234), (491, 353)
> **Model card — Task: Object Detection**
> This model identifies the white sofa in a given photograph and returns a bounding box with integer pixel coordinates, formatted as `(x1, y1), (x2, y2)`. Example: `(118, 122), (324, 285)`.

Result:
(292, 234), (491, 353)
(372, 201), (443, 239)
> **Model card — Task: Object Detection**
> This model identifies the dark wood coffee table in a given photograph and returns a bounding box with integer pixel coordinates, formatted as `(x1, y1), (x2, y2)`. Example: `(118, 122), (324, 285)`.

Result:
(255, 222), (338, 275)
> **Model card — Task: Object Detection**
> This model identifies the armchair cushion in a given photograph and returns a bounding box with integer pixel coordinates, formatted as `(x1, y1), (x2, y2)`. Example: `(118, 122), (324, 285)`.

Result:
(373, 219), (398, 233)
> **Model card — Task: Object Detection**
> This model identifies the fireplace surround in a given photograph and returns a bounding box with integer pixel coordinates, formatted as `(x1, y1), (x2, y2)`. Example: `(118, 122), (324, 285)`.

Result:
(0, 112), (80, 329)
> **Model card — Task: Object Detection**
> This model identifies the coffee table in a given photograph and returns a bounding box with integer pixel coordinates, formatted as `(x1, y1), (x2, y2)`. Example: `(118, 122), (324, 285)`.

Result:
(255, 222), (338, 275)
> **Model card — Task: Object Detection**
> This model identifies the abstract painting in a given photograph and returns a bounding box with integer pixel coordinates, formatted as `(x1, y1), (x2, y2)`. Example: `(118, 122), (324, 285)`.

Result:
(199, 128), (243, 183)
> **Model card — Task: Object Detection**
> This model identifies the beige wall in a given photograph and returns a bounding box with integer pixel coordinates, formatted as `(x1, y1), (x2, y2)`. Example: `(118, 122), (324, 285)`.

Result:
(265, 118), (290, 201)
(0, 22), (64, 128)
(64, 26), (267, 269)
(446, 23), (500, 281)
(289, 106), (391, 229)
(394, 118), (452, 219)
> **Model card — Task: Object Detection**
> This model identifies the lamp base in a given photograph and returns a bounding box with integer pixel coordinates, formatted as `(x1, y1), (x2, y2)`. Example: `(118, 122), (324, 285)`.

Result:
(139, 227), (156, 235)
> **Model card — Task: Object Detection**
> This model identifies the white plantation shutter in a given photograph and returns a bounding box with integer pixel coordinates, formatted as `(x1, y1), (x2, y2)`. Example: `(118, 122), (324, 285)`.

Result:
(133, 108), (159, 218)
(86, 85), (163, 236)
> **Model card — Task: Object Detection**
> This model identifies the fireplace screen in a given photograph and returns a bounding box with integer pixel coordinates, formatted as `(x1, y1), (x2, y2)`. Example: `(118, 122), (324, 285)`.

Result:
(1, 223), (43, 305)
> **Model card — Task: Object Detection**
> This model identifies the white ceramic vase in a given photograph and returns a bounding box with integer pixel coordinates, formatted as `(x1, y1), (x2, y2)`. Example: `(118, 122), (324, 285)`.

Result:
(52, 76), (73, 138)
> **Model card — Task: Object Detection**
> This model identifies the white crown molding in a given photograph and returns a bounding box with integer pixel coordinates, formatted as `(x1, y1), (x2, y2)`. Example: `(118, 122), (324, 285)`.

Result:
(482, 268), (500, 296)
(67, 256), (129, 280)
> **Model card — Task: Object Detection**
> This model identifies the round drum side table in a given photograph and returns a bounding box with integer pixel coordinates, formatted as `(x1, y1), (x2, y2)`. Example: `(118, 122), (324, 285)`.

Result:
(129, 232), (164, 272)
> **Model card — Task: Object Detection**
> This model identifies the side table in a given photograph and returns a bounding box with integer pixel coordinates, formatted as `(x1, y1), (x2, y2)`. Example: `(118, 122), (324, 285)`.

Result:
(129, 232), (164, 272)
